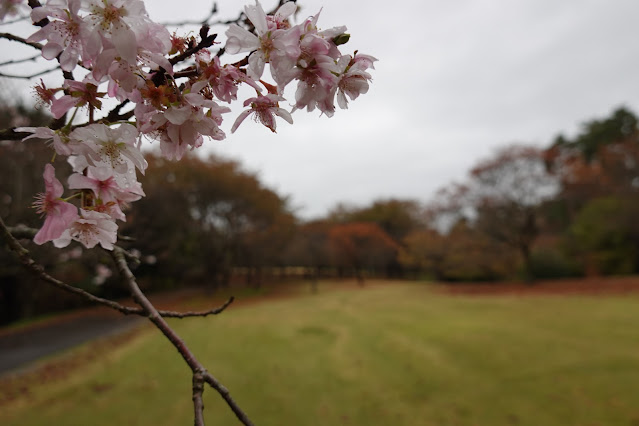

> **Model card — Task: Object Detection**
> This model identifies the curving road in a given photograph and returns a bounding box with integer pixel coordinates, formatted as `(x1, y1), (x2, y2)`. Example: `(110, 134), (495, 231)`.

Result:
(0, 310), (143, 377)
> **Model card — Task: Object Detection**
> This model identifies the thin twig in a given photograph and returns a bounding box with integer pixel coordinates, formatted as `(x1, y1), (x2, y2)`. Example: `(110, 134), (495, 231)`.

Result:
(3, 224), (235, 318)
(27, 0), (48, 28)
(0, 218), (141, 315)
(0, 54), (40, 67)
(0, 65), (59, 79)
(0, 32), (42, 50)
(163, 0), (292, 29)
(169, 32), (218, 66)
(203, 371), (255, 425)
(0, 127), (31, 141)
(193, 369), (206, 426)
(158, 297), (235, 318)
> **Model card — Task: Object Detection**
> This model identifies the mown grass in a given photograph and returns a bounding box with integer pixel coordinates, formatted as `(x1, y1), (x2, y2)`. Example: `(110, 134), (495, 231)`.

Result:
(2, 281), (639, 426)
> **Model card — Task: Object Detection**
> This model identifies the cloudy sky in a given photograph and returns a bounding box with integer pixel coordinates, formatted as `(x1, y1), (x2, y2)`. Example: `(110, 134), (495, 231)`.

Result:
(4, 0), (639, 219)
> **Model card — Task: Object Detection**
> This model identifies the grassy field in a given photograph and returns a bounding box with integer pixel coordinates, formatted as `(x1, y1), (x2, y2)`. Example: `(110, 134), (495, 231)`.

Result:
(2, 280), (639, 425)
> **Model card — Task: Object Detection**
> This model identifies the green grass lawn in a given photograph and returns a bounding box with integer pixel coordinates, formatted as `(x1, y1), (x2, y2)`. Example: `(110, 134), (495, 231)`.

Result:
(2, 281), (639, 426)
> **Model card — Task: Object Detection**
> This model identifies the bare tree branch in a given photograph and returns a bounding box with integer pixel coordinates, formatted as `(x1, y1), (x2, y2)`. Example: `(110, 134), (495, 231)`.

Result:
(0, 127), (31, 141)
(158, 297), (235, 318)
(0, 219), (143, 315)
(193, 370), (206, 426)
(2, 222), (249, 423)
(0, 32), (42, 50)
(103, 99), (132, 124)
(203, 371), (255, 425)
(0, 54), (40, 67)
(111, 246), (254, 426)
(27, 0), (48, 27)
(0, 65), (60, 80)
(169, 32), (218, 66)
(162, 0), (295, 28)
(2, 224), (235, 318)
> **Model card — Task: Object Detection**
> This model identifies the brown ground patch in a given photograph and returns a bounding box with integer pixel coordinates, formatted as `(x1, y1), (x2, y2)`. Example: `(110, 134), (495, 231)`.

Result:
(435, 275), (639, 296)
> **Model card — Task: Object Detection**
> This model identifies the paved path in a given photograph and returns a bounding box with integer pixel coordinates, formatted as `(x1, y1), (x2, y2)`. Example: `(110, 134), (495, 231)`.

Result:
(0, 310), (143, 377)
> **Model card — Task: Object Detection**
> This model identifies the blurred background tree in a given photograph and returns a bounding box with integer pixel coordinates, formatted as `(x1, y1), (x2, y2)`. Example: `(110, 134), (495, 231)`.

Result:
(4, 98), (639, 324)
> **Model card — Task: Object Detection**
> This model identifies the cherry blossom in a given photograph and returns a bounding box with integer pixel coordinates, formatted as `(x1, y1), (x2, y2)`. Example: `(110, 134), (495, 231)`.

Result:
(16, 0), (376, 249)
(231, 94), (292, 133)
(138, 82), (230, 160)
(83, 0), (148, 65)
(266, 1), (296, 30)
(264, 12), (349, 116)
(53, 209), (118, 250)
(68, 165), (144, 203)
(17, 126), (76, 157)
(197, 55), (260, 104)
(67, 165), (144, 221)
(27, 0), (87, 71)
(335, 53), (377, 109)
(69, 123), (147, 175)
(155, 104), (228, 160)
(32, 164), (79, 245)
(91, 25), (172, 97)
(33, 79), (60, 109)
(225, 1), (299, 81)
(50, 80), (105, 119)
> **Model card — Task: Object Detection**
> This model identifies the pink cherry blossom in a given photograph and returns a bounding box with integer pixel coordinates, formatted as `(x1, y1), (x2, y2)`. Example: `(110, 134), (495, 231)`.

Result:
(32, 79), (60, 109)
(156, 104), (228, 160)
(69, 166), (142, 199)
(91, 25), (172, 97)
(14, 0), (377, 252)
(17, 126), (76, 157)
(231, 94), (293, 133)
(53, 209), (118, 250)
(198, 56), (261, 103)
(92, 200), (126, 222)
(67, 165), (144, 219)
(266, 1), (296, 30)
(138, 84), (230, 160)
(350, 53), (378, 71)
(27, 0), (87, 71)
(224, 2), (265, 56)
(268, 17), (342, 115)
(50, 79), (105, 119)
(225, 0), (299, 81)
(70, 123), (147, 175)
(32, 163), (79, 245)
(335, 53), (377, 109)
(291, 47), (339, 116)
(83, 0), (145, 64)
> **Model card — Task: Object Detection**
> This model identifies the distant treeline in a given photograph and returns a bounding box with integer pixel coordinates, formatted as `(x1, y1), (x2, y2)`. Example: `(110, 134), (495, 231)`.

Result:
(2, 104), (638, 323)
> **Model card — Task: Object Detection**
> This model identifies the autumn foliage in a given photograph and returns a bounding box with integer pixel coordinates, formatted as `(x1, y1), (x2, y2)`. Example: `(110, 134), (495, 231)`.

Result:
(3, 102), (639, 323)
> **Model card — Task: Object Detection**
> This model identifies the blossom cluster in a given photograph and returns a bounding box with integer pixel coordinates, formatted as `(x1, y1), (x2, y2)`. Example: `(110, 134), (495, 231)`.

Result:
(7, 0), (376, 250)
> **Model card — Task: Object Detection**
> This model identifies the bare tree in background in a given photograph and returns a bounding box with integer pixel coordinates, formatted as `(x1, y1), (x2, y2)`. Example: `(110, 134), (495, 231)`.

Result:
(468, 145), (558, 280)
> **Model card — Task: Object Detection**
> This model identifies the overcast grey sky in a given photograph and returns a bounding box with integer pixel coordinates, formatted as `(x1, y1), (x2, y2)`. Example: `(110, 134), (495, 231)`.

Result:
(4, 0), (639, 219)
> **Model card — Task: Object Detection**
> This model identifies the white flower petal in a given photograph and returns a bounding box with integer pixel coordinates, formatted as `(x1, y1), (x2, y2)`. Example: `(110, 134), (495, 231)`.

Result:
(276, 2), (297, 20)
(231, 110), (252, 133)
